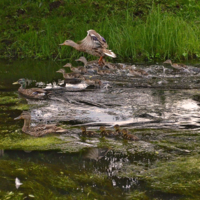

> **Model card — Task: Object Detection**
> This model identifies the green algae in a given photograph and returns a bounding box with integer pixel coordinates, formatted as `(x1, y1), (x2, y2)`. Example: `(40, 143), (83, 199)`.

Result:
(126, 191), (149, 200)
(10, 104), (30, 111)
(141, 155), (200, 199)
(0, 95), (19, 104)
(0, 92), (30, 111)
(0, 133), (66, 151)
(0, 158), (118, 200)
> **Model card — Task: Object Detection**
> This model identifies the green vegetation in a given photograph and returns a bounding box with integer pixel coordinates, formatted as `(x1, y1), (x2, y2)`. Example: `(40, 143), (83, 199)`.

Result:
(1, 0), (200, 61)
(0, 159), (111, 200)
(143, 156), (200, 199)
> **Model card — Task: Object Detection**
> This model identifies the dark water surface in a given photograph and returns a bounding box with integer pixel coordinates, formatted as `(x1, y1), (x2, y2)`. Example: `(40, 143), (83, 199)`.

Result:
(1, 59), (200, 199)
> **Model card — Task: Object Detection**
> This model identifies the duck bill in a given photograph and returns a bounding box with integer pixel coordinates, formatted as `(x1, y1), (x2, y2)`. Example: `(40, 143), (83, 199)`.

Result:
(14, 116), (21, 120)
(59, 42), (66, 45)
(13, 82), (19, 85)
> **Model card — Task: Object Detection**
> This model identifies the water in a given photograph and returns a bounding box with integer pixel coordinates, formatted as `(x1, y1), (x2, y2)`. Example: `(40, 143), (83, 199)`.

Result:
(0, 59), (200, 199)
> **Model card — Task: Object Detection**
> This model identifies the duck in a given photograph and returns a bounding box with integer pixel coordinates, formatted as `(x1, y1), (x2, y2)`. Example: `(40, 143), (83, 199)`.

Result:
(13, 78), (49, 99)
(99, 126), (118, 137)
(163, 59), (188, 70)
(56, 68), (84, 84)
(56, 68), (82, 79)
(63, 63), (87, 74)
(80, 126), (97, 137)
(97, 69), (112, 75)
(75, 56), (119, 71)
(75, 56), (99, 68)
(128, 68), (148, 76)
(83, 78), (102, 88)
(59, 30), (116, 65)
(14, 111), (67, 137)
(113, 124), (122, 135)
(122, 129), (139, 141)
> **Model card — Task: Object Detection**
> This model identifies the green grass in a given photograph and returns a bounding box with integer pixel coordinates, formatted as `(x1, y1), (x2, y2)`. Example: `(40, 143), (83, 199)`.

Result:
(1, 0), (200, 61)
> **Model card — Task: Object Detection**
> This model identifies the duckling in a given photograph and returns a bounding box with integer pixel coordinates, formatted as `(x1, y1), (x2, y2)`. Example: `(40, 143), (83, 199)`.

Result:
(75, 56), (99, 68)
(97, 69), (112, 75)
(99, 126), (118, 137)
(75, 56), (100, 74)
(13, 78), (49, 99)
(113, 124), (122, 135)
(56, 68), (71, 79)
(84, 78), (102, 87)
(163, 59), (188, 70)
(56, 68), (83, 84)
(80, 126), (97, 137)
(63, 63), (87, 74)
(57, 68), (82, 79)
(14, 111), (67, 137)
(122, 129), (139, 141)
(76, 56), (119, 71)
(128, 69), (148, 76)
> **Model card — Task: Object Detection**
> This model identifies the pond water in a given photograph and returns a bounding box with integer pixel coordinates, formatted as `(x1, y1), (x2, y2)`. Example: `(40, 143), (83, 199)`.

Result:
(0, 59), (200, 199)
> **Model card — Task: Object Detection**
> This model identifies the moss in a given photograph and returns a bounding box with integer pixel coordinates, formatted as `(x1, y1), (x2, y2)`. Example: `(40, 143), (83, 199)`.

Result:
(0, 159), (113, 200)
(0, 95), (20, 104)
(140, 155), (200, 199)
(10, 104), (30, 111)
(126, 190), (149, 200)
(0, 133), (66, 150)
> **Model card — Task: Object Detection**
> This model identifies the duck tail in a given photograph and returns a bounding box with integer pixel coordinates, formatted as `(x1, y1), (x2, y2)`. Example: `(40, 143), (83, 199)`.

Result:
(103, 49), (116, 58)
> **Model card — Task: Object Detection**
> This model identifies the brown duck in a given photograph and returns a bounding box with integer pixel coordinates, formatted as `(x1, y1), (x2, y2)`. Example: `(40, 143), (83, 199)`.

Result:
(128, 69), (148, 76)
(56, 68), (83, 84)
(99, 126), (118, 137)
(113, 124), (122, 135)
(75, 56), (99, 68)
(122, 129), (139, 141)
(80, 126), (97, 137)
(60, 30), (116, 65)
(56, 68), (82, 79)
(13, 78), (49, 99)
(63, 63), (87, 74)
(14, 111), (67, 137)
(83, 78), (102, 88)
(163, 59), (187, 70)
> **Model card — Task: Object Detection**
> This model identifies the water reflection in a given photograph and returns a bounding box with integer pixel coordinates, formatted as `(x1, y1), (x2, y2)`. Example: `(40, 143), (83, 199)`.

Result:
(1, 59), (199, 199)
(20, 87), (200, 130)
(83, 148), (109, 161)
(0, 150), (4, 157)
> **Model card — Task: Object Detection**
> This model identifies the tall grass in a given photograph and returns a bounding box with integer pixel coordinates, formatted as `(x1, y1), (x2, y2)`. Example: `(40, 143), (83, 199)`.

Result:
(105, 6), (200, 61)
(1, 1), (200, 61)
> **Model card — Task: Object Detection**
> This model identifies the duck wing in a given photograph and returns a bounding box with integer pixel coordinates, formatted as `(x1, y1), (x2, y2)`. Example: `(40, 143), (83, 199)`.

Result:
(31, 88), (47, 93)
(80, 30), (108, 49)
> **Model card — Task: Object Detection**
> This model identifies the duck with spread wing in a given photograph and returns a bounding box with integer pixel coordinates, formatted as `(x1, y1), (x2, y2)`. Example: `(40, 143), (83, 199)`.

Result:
(60, 30), (116, 65)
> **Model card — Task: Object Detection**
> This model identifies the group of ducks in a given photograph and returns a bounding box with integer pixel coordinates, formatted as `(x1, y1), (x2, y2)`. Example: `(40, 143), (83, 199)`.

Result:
(13, 29), (186, 138)
(14, 111), (139, 141)
(81, 125), (139, 141)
